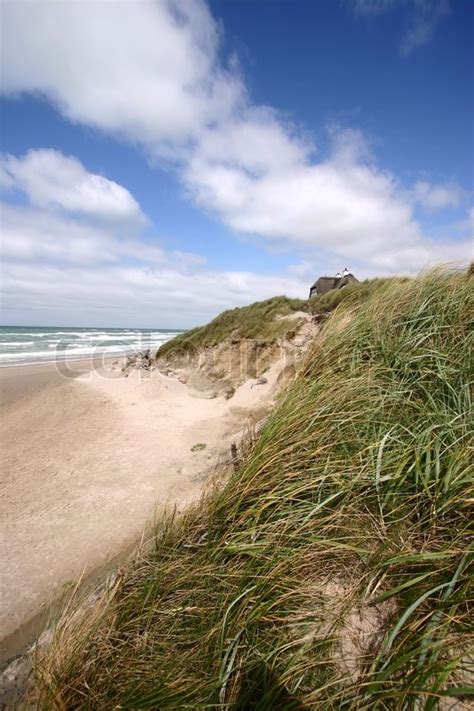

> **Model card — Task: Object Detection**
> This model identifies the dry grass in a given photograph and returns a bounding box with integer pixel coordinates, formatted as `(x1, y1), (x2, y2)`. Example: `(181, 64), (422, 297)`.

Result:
(35, 267), (473, 709)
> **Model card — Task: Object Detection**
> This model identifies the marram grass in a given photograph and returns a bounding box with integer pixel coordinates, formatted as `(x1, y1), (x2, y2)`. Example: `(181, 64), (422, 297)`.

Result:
(155, 277), (397, 360)
(155, 295), (308, 359)
(36, 268), (473, 709)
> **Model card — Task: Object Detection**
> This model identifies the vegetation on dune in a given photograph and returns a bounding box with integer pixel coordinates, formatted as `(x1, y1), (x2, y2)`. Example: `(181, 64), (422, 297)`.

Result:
(156, 295), (307, 359)
(305, 276), (408, 315)
(156, 278), (402, 361)
(37, 268), (473, 709)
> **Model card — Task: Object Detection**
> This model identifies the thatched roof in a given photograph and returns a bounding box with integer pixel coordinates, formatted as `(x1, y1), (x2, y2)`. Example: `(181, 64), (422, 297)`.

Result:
(309, 276), (339, 295)
(309, 273), (358, 297)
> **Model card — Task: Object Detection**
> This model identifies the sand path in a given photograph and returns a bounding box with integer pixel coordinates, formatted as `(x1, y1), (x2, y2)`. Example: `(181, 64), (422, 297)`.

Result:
(0, 360), (279, 661)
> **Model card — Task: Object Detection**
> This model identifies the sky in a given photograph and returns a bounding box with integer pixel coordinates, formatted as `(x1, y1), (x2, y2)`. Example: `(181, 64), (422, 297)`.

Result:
(0, 0), (473, 328)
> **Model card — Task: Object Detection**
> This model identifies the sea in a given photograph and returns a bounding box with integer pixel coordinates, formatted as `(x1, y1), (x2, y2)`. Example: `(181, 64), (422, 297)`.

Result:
(0, 326), (183, 367)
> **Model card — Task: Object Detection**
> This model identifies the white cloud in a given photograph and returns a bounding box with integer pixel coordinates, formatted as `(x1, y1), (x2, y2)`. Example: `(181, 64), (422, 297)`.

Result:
(466, 206), (474, 235)
(287, 261), (315, 278)
(0, 197), (309, 327)
(186, 128), (429, 271)
(1, 203), (117, 265)
(400, 0), (450, 55)
(6, 210), (209, 274)
(1, 0), (470, 303)
(0, 144), (307, 327)
(1, 149), (146, 225)
(2, 230), (470, 329)
(1, 0), (243, 149)
(453, 206), (474, 240)
(1, 248), (308, 329)
(186, 127), (472, 273)
(412, 179), (464, 210)
(0, 192), (308, 326)
(351, 0), (451, 54)
(194, 109), (312, 176)
(1, 195), (471, 328)
(352, 0), (398, 15)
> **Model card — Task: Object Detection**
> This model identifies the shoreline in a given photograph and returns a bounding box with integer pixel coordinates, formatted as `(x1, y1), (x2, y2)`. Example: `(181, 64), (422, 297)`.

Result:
(0, 356), (122, 409)
(0, 351), (134, 370)
(0, 535), (140, 666)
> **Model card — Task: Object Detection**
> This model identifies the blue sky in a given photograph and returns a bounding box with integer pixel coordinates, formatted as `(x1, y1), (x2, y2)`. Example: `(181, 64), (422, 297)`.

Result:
(1, 0), (472, 328)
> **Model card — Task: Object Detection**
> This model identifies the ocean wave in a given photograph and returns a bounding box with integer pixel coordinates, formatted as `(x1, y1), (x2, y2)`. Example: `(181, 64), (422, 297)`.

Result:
(0, 331), (67, 337)
(0, 344), (134, 363)
(77, 334), (142, 341)
(0, 327), (182, 366)
(0, 341), (36, 346)
(1, 337), (175, 352)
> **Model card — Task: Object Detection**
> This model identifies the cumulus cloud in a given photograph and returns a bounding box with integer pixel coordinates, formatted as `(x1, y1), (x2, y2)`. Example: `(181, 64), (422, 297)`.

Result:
(186, 128), (436, 272)
(1, 0), (470, 302)
(1, 198), (470, 328)
(1, 0), (243, 149)
(0, 202), (163, 265)
(0, 157), (307, 326)
(3, 232), (470, 329)
(194, 109), (312, 176)
(1, 149), (146, 225)
(412, 179), (464, 210)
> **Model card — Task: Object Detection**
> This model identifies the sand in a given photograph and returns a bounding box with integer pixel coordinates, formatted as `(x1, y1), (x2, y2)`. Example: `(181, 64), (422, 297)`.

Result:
(0, 356), (281, 662)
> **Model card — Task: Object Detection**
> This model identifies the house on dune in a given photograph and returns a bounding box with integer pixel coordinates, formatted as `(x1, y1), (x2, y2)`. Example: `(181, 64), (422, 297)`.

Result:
(309, 268), (358, 298)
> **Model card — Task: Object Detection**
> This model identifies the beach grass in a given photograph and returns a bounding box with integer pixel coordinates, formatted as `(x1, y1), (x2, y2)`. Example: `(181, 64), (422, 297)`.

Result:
(305, 275), (409, 315)
(155, 278), (402, 361)
(155, 295), (307, 359)
(36, 267), (473, 709)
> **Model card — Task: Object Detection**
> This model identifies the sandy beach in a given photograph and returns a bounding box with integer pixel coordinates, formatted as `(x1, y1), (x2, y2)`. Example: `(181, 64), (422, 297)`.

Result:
(0, 356), (279, 663)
